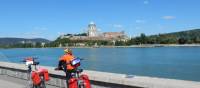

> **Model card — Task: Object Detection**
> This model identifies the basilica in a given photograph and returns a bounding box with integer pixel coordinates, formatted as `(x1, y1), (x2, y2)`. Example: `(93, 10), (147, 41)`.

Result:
(60, 22), (128, 41)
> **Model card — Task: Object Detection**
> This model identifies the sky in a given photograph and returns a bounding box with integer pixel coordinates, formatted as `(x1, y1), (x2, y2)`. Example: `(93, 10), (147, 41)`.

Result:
(0, 0), (200, 40)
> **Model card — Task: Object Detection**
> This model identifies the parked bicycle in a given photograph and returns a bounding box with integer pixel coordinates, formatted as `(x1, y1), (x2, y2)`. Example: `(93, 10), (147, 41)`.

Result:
(21, 57), (50, 88)
(56, 57), (91, 88)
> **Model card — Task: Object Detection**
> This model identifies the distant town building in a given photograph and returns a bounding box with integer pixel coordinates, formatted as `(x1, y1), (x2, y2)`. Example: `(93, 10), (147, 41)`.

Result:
(103, 31), (125, 39)
(60, 22), (128, 41)
(20, 41), (25, 44)
(60, 35), (70, 39)
(41, 42), (45, 47)
(20, 40), (36, 44)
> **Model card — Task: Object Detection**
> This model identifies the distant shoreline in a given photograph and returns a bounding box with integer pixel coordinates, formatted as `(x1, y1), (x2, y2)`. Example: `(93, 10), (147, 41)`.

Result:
(60, 44), (200, 48)
(1, 44), (200, 49)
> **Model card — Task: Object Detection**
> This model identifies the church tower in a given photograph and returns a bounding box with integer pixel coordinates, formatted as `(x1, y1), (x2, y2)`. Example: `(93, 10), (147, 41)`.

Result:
(88, 22), (98, 37)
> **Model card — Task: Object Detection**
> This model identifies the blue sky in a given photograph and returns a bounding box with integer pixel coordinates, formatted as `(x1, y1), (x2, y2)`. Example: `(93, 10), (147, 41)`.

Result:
(0, 0), (200, 40)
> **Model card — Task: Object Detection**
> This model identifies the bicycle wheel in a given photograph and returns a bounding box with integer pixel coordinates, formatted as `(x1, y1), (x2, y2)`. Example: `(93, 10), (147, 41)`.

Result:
(78, 80), (85, 88)
(40, 77), (46, 88)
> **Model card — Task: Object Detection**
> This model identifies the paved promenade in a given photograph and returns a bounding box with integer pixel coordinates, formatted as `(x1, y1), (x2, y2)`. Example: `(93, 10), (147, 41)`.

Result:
(0, 61), (200, 88)
(0, 76), (24, 88)
(0, 75), (57, 88)
(0, 75), (111, 88)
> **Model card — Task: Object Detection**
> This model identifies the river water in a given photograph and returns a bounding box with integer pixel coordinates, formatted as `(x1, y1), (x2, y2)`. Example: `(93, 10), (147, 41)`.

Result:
(0, 47), (200, 81)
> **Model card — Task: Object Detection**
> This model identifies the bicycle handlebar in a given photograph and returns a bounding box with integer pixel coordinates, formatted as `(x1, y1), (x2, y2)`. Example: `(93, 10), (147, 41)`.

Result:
(20, 57), (40, 65)
(33, 61), (39, 65)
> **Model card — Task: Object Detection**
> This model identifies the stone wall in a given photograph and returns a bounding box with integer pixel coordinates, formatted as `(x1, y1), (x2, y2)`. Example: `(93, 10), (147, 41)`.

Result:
(0, 61), (200, 88)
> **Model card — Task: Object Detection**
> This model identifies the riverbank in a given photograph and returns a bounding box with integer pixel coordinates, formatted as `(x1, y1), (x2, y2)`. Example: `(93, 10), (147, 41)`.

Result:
(1, 47), (200, 82)
(60, 44), (200, 48)
(1, 61), (200, 88)
(1, 44), (200, 49)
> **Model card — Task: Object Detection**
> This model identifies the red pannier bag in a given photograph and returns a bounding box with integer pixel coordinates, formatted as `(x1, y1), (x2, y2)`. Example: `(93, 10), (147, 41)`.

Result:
(37, 68), (50, 81)
(69, 78), (78, 88)
(31, 71), (41, 85)
(80, 74), (91, 88)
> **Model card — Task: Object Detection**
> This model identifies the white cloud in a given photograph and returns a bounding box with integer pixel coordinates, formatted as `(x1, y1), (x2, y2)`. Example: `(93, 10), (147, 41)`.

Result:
(33, 27), (48, 31)
(135, 27), (141, 30)
(113, 24), (123, 28)
(57, 32), (65, 35)
(135, 20), (146, 23)
(144, 0), (149, 4)
(112, 24), (125, 31)
(162, 16), (176, 20)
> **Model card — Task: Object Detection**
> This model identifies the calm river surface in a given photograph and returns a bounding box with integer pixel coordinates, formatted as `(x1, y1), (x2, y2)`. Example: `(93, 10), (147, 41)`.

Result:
(0, 47), (200, 81)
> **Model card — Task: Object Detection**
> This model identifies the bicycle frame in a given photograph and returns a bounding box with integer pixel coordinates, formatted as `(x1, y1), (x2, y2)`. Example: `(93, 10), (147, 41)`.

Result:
(56, 57), (88, 88)
(22, 58), (46, 88)
(66, 58), (84, 88)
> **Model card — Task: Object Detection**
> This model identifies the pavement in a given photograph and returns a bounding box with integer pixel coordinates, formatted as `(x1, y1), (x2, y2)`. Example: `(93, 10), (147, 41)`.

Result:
(1, 61), (200, 88)
(0, 78), (24, 88)
(0, 75), (56, 88)
(0, 74), (110, 88)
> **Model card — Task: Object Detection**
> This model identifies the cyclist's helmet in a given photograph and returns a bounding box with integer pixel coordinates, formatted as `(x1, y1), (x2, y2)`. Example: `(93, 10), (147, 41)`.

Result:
(64, 48), (72, 54)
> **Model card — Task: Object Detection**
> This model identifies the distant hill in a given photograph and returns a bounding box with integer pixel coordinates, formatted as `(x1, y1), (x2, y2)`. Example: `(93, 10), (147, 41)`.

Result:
(128, 29), (200, 45)
(145, 29), (200, 44)
(0, 38), (51, 45)
(160, 29), (200, 38)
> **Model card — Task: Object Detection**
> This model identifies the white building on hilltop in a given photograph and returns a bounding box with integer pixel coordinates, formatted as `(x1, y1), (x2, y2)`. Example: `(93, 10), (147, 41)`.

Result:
(87, 22), (99, 37)
(60, 22), (128, 41)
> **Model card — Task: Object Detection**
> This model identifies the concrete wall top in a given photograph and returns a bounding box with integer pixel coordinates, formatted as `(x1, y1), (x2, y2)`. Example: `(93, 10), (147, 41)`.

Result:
(0, 61), (200, 88)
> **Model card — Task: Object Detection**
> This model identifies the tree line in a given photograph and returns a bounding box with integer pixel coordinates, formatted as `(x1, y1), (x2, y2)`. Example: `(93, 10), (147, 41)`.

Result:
(1, 29), (200, 48)
(48, 32), (200, 47)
